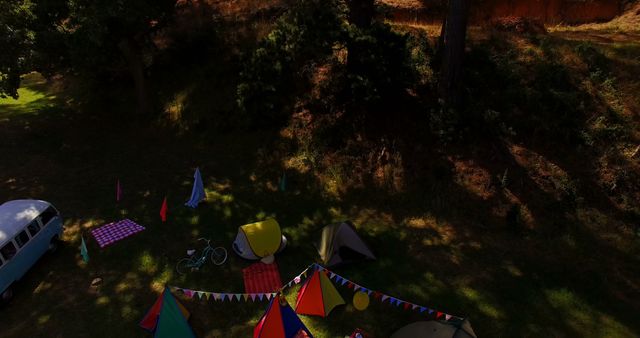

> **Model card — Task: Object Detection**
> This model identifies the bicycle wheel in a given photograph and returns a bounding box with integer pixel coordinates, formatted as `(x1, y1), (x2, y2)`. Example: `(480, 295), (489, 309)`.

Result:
(210, 247), (227, 265)
(176, 258), (192, 275)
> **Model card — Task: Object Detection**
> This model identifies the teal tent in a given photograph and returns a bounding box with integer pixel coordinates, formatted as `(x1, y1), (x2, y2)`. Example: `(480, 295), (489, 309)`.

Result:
(155, 287), (196, 338)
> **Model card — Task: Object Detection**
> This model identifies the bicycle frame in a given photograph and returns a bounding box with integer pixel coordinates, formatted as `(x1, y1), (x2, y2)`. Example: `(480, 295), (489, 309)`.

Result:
(176, 238), (227, 275)
(188, 248), (210, 268)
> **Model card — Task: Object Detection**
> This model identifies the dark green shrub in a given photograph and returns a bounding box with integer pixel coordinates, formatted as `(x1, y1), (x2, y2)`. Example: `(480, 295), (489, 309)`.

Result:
(236, 0), (347, 126)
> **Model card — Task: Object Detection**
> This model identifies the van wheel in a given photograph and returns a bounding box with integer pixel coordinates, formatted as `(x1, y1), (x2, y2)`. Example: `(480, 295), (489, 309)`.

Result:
(48, 236), (59, 253)
(1, 287), (13, 302)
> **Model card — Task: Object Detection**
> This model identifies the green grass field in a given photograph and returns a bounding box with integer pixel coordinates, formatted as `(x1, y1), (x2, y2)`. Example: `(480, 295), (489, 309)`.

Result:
(1, 34), (639, 338)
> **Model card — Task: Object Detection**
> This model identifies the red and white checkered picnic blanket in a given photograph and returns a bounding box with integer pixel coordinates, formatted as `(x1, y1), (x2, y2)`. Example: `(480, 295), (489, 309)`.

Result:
(91, 219), (145, 248)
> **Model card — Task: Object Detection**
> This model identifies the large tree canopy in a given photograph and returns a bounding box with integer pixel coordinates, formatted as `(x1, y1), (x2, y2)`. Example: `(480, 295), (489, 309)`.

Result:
(1, 0), (176, 114)
(0, 0), (36, 98)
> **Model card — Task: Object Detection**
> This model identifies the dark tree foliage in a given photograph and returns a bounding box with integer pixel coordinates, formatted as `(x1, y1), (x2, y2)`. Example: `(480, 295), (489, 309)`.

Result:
(236, 0), (348, 126)
(1, 0), (177, 115)
(237, 0), (427, 127)
(0, 0), (36, 98)
(63, 0), (177, 115)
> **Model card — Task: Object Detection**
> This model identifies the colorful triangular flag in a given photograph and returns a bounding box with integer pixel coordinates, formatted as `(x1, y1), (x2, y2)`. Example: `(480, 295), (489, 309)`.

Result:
(185, 167), (205, 208)
(160, 196), (168, 222)
(278, 171), (287, 192)
(79, 236), (89, 263)
(116, 179), (122, 202)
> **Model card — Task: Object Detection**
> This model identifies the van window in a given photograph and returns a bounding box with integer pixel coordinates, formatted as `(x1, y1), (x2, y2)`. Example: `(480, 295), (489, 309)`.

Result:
(15, 231), (30, 248)
(27, 221), (41, 237)
(39, 207), (58, 226)
(1, 242), (17, 261)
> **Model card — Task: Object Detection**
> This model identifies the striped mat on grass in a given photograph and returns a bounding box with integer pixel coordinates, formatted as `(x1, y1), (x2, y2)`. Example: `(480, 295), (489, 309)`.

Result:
(243, 261), (283, 294)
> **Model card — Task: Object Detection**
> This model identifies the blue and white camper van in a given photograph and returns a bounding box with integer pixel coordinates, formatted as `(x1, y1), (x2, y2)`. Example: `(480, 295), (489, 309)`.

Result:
(0, 200), (63, 301)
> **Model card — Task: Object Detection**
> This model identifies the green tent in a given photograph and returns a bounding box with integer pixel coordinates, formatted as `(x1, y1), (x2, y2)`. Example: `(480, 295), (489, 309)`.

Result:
(155, 287), (196, 338)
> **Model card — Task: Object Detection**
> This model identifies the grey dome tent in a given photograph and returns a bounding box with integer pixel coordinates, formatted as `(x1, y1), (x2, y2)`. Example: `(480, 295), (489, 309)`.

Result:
(391, 319), (477, 338)
(315, 221), (376, 267)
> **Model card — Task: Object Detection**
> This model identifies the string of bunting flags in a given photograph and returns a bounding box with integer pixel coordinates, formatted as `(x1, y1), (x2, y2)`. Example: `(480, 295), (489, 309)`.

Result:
(170, 265), (314, 303)
(170, 263), (463, 322)
(312, 264), (464, 322)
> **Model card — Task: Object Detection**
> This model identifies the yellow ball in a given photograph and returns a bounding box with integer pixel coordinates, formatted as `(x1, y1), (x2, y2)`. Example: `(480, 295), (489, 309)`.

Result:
(353, 291), (369, 311)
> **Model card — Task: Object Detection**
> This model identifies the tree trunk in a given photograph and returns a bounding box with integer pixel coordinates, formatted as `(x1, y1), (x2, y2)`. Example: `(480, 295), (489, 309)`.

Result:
(346, 0), (375, 28)
(118, 37), (150, 116)
(346, 0), (375, 74)
(439, 0), (470, 109)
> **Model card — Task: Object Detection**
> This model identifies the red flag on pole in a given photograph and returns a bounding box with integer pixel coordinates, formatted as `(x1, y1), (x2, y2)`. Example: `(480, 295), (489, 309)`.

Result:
(116, 179), (122, 202)
(160, 197), (168, 222)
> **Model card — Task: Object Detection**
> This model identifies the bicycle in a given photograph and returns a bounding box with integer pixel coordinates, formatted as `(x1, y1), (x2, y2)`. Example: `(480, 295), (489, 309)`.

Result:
(176, 238), (227, 275)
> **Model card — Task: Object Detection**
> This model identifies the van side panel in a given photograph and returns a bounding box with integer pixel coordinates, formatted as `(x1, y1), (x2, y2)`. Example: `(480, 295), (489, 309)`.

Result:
(0, 215), (63, 293)
(44, 216), (64, 244)
(12, 237), (39, 282)
(0, 243), (19, 293)
(0, 257), (11, 293)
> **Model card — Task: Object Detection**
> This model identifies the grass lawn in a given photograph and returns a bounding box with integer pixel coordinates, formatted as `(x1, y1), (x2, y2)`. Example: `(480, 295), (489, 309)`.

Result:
(1, 34), (640, 337)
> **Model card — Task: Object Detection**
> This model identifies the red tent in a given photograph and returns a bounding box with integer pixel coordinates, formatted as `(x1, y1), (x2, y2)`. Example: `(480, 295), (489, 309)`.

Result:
(295, 269), (345, 317)
(255, 294), (312, 338)
(139, 288), (191, 332)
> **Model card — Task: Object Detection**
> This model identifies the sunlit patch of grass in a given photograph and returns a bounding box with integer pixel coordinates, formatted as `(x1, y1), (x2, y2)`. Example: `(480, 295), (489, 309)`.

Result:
(0, 73), (50, 105)
(151, 267), (174, 292)
(138, 251), (159, 274)
(189, 215), (200, 225)
(33, 281), (52, 295)
(116, 272), (141, 293)
(0, 73), (60, 118)
(37, 314), (51, 325)
(460, 287), (504, 319)
(120, 304), (137, 320)
(284, 213), (325, 242)
(545, 288), (635, 337)
(62, 219), (101, 242)
(0, 85), (47, 106)
(190, 228), (201, 237)
(208, 190), (235, 203)
(502, 261), (524, 277)
(223, 205), (233, 218)
(96, 296), (110, 305)
(576, 208), (635, 253)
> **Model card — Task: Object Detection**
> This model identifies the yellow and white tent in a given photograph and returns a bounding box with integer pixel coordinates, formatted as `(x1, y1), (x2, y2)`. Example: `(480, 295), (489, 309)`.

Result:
(232, 219), (287, 263)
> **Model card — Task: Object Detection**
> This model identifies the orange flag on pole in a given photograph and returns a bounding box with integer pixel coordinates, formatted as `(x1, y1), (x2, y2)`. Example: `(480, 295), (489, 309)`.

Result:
(160, 197), (168, 222)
